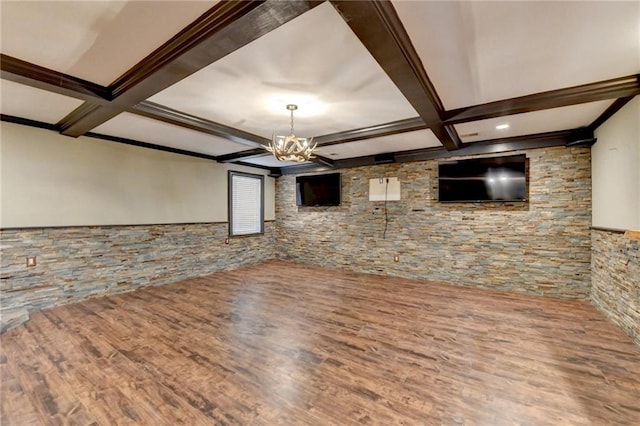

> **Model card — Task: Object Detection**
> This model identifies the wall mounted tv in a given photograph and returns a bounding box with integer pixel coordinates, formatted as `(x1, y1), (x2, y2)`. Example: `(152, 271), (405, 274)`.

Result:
(296, 173), (341, 206)
(438, 154), (527, 202)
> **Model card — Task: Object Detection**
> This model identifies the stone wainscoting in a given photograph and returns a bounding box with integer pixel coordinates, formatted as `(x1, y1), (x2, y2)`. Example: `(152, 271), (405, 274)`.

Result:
(276, 146), (592, 298)
(1, 222), (275, 314)
(591, 229), (640, 346)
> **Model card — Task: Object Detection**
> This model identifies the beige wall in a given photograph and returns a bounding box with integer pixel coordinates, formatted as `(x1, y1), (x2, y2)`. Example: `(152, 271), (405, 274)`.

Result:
(0, 121), (275, 228)
(592, 97), (640, 230)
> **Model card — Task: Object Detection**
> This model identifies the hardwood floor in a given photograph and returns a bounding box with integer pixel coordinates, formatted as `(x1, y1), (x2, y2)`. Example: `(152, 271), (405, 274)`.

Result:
(1, 261), (639, 425)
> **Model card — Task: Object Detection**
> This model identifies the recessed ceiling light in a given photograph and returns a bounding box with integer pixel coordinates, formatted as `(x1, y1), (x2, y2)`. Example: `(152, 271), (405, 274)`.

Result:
(496, 123), (510, 130)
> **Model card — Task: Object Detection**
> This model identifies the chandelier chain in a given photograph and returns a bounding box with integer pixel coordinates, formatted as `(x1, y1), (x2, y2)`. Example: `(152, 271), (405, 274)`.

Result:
(290, 109), (294, 135)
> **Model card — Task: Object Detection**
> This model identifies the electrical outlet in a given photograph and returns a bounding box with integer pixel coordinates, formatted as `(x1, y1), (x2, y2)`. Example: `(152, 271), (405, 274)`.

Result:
(26, 256), (37, 267)
(393, 254), (400, 263)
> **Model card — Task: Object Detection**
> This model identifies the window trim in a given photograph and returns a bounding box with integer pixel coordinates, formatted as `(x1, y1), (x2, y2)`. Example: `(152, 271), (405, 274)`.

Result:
(228, 170), (265, 236)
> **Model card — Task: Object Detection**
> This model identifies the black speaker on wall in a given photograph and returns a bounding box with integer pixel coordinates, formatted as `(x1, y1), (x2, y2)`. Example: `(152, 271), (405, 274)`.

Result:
(374, 153), (395, 164)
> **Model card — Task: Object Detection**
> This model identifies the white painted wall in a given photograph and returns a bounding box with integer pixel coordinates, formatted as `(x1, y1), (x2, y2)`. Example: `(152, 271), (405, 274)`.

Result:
(0, 121), (275, 228)
(592, 96), (640, 230)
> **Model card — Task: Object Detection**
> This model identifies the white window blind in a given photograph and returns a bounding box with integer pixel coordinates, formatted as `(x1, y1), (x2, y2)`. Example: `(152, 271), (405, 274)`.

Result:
(229, 172), (264, 236)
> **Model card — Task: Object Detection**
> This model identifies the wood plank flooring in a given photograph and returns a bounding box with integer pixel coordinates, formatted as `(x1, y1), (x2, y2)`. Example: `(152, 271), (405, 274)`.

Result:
(1, 260), (639, 425)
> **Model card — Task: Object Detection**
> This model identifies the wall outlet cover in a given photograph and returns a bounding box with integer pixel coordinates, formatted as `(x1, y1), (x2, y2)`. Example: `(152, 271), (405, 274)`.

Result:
(369, 177), (401, 201)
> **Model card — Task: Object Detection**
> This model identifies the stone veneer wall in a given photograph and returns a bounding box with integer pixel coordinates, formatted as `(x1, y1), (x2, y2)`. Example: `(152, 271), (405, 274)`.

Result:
(276, 146), (592, 298)
(591, 229), (640, 345)
(1, 222), (275, 312)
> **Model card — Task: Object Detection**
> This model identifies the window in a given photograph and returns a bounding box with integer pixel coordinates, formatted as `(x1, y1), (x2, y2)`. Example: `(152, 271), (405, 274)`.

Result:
(228, 171), (264, 236)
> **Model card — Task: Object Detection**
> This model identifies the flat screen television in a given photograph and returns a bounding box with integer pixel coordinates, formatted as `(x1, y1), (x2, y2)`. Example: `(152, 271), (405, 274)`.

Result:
(296, 173), (341, 206)
(438, 154), (527, 202)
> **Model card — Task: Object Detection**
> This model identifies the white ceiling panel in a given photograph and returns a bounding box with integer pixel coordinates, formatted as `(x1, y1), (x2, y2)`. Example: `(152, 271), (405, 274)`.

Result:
(0, 79), (84, 123)
(92, 113), (249, 157)
(455, 100), (613, 143)
(149, 2), (418, 139)
(395, 1), (640, 109)
(0, 1), (217, 86)
(315, 129), (442, 160)
(241, 155), (302, 168)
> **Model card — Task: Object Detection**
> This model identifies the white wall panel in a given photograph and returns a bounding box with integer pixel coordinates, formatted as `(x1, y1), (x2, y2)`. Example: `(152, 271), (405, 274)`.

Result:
(592, 97), (639, 230)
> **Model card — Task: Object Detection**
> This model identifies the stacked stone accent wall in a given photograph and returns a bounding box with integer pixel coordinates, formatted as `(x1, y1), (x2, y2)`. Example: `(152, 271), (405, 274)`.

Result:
(1, 222), (275, 312)
(276, 146), (592, 298)
(591, 229), (640, 345)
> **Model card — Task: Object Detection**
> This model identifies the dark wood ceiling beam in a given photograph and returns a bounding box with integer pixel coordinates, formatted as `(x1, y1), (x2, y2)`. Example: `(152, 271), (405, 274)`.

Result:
(229, 161), (280, 174)
(444, 75), (640, 125)
(58, 103), (119, 133)
(279, 162), (333, 176)
(280, 128), (592, 175)
(0, 55), (269, 147)
(132, 101), (269, 148)
(109, 1), (262, 100)
(0, 54), (111, 102)
(330, 0), (460, 151)
(588, 96), (635, 132)
(1, 114), (61, 132)
(217, 117), (429, 162)
(59, 0), (323, 137)
(218, 150), (334, 170)
(1, 113), (234, 165)
(85, 131), (220, 161)
(89, 130), (281, 173)
(314, 117), (427, 146)
(310, 154), (335, 168)
(216, 149), (270, 163)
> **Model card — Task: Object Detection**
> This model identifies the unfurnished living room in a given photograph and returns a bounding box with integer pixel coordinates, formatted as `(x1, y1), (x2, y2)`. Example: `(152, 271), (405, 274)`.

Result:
(1, 1), (639, 424)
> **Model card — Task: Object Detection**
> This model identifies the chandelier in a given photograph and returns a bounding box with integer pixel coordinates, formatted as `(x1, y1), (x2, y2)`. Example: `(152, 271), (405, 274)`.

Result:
(266, 104), (316, 162)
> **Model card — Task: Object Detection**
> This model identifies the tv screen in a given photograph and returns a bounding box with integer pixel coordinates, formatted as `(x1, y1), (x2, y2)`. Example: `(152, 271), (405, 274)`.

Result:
(296, 173), (341, 206)
(438, 154), (527, 202)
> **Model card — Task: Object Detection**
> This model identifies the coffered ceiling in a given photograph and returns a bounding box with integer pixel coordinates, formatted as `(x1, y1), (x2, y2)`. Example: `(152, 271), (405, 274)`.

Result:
(1, 0), (638, 176)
